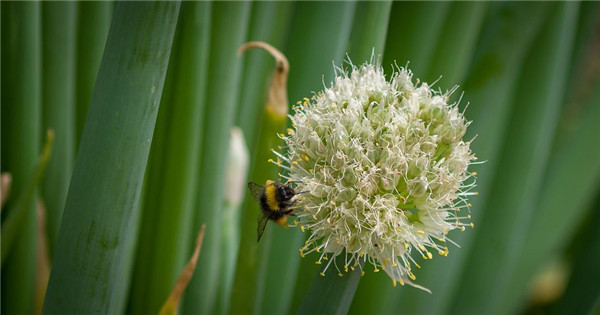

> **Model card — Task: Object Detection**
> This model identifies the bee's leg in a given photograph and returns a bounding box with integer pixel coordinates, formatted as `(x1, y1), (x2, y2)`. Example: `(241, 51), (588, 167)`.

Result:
(284, 208), (298, 216)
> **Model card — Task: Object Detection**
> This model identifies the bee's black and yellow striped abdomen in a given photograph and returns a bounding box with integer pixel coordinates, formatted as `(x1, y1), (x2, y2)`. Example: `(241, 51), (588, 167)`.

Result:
(262, 182), (280, 211)
(260, 182), (288, 225)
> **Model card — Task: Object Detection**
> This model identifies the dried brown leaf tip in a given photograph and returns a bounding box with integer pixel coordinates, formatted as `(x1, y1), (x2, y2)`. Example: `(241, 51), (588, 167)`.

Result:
(238, 42), (289, 116)
(1, 173), (12, 210)
(159, 225), (207, 315)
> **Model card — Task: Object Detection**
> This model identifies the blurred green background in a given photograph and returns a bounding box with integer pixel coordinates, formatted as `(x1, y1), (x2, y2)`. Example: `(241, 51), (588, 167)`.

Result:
(2, 1), (599, 314)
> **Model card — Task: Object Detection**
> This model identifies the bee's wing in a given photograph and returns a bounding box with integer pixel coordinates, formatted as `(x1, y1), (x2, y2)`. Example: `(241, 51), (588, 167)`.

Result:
(248, 182), (264, 201)
(257, 214), (269, 242)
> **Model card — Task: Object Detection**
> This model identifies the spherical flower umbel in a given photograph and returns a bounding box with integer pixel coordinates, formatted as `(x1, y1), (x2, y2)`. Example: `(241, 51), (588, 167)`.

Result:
(274, 61), (477, 291)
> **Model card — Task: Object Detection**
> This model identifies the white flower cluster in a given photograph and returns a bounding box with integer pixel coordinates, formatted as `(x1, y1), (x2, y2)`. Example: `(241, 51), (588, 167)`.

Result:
(274, 62), (477, 291)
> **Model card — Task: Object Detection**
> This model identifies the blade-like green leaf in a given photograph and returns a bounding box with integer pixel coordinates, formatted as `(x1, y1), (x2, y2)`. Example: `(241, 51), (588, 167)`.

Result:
(483, 3), (579, 313)
(181, 3), (251, 314)
(263, 2), (358, 314)
(424, 2), (488, 89)
(285, 1), (357, 99)
(41, 1), (77, 258)
(42, 2), (180, 313)
(502, 69), (600, 315)
(128, 3), (211, 315)
(555, 1), (600, 148)
(453, 3), (578, 313)
(348, 0), (392, 64)
(490, 6), (600, 309)
(75, 1), (112, 148)
(382, 2), (450, 76)
(445, 3), (551, 314)
(298, 261), (363, 315)
(113, 190), (144, 315)
(592, 297), (600, 315)
(126, 7), (182, 312)
(1, 2), (42, 314)
(554, 193), (600, 315)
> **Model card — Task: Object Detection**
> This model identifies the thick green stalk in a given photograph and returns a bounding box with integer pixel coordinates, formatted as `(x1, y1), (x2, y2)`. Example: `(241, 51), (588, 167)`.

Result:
(437, 3), (550, 312)
(444, 3), (550, 314)
(555, 1), (600, 147)
(75, 1), (112, 148)
(128, 2), (211, 315)
(42, 2), (180, 313)
(127, 11), (179, 313)
(41, 1), (77, 257)
(0, 2), (41, 315)
(182, 3), (251, 314)
(382, 2), (450, 76)
(235, 1), (294, 154)
(298, 261), (363, 315)
(463, 3), (578, 314)
(113, 190), (143, 315)
(348, 0), (392, 64)
(591, 296), (600, 314)
(555, 193), (600, 315)
(425, 2), (488, 89)
(502, 70), (600, 314)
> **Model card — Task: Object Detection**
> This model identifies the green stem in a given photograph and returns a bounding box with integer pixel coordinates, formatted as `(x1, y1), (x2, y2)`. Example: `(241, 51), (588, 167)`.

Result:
(128, 3), (211, 314)
(299, 259), (364, 315)
(464, 3), (578, 313)
(1, 2), (42, 314)
(348, 1), (392, 64)
(75, 1), (112, 148)
(43, 3), (180, 313)
(181, 2), (251, 314)
(383, 2), (450, 76)
(41, 0), (77, 258)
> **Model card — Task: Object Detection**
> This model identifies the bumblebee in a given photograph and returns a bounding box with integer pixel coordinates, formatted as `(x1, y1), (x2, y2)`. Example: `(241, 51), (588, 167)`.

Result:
(248, 180), (298, 242)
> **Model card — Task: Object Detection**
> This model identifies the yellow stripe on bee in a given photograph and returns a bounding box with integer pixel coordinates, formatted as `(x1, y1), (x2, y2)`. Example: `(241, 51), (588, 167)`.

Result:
(265, 184), (279, 211)
(275, 216), (288, 226)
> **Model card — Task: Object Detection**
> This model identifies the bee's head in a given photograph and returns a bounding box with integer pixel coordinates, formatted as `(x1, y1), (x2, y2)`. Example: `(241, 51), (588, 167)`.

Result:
(278, 184), (296, 201)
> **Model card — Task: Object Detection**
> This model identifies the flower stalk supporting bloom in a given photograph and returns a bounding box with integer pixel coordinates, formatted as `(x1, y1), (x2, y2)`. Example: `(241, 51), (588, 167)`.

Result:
(273, 61), (478, 291)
